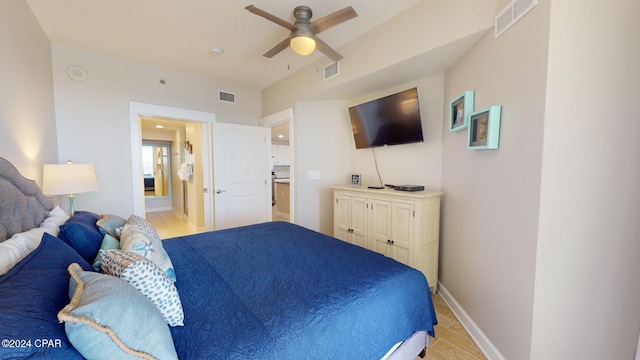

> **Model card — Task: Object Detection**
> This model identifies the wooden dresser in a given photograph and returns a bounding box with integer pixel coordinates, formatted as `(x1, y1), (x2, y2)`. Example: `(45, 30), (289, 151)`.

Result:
(331, 185), (443, 293)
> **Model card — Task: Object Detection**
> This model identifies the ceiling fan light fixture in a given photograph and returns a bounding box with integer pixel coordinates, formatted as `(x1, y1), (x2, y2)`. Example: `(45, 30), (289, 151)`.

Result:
(290, 35), (316, 56)
(289, 24), (316, 56)
(246, 5), (356, 61)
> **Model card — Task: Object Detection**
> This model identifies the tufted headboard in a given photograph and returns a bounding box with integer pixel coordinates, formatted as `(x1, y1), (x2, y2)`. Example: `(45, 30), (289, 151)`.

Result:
(0, 157), (53, 242)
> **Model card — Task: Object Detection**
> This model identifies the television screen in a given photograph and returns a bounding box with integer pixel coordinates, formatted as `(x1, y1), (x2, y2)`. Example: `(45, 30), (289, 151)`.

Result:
(348, 87), (424, 149)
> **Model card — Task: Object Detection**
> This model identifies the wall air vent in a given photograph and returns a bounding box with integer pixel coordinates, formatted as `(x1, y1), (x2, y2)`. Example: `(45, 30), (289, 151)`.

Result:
(218, 90), (236, 104)
(495, 0), (537, 38)
(323, 61), (339, 81)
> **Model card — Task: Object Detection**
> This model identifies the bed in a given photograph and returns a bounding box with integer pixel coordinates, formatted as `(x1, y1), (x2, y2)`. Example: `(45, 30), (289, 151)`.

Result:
(0, 157), (437, 360)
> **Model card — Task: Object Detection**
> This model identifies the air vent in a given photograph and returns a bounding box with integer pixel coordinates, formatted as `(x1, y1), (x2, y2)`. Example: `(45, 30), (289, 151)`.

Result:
(495, 0), (537, 38)
(323, 61), (339, 81)
(218, 90), (236, 104)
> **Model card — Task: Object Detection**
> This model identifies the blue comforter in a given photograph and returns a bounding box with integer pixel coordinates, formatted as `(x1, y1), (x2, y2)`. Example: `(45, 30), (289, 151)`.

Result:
(164, 221), (437, 360)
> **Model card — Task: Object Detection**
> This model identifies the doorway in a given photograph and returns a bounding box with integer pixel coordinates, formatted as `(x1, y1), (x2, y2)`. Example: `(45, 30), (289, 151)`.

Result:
(129, 102), (215, 232)
(260, 108), (294, 223)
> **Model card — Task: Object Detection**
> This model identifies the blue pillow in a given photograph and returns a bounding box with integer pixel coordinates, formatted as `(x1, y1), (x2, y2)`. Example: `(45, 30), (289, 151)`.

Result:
(66, 210), (100, 223)
(58, 263), (178, 360)
(0, 233), (92, 359)
(59, 211), (103, 262)
(96, 214), (127, 239)
(92, 233), (121, 271)
(100, 249), (184, 326)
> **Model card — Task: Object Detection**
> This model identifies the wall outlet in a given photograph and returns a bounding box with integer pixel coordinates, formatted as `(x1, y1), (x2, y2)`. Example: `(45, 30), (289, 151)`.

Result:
(307, 171), (320, 180)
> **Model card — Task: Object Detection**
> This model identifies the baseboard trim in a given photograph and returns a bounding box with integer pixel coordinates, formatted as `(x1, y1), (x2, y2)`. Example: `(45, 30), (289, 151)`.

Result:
(437, 281), (506, 360)
(145, 206), (173, 213)
(171, 208), (184, 220)
(275, 209), (290, 220)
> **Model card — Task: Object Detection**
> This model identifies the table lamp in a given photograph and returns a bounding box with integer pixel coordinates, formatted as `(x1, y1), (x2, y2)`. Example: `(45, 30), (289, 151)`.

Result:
(43, 160), (99, 215)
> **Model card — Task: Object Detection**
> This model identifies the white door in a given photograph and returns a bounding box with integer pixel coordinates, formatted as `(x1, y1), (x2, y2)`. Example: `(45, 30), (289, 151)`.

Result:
(213, 123), (271, 230)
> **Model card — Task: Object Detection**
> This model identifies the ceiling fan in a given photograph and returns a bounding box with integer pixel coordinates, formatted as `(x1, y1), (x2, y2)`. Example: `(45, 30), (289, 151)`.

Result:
(245, 5), (358, 62)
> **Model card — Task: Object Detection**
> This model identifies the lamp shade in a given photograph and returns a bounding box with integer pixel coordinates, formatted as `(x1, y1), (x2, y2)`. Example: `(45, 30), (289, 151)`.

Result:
(43, 163), (99, 196)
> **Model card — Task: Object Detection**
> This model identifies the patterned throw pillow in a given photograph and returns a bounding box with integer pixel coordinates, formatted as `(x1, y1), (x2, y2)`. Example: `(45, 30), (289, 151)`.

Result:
(120, 215), (176, 281)
(58, 263), (178, 360)
(100, 250), (184, 327)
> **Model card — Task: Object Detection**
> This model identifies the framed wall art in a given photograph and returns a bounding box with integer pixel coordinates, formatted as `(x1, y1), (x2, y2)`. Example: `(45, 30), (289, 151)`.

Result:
(449, 91), (474, 132)
(467, 106), (501, 150)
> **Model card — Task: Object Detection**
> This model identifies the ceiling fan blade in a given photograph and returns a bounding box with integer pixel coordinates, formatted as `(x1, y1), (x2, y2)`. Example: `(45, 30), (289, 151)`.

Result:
(263, 38), (290, 58)
(314, 37), (343, 62)
(309, 6), (357, 34)
(245, 5), (295, 31)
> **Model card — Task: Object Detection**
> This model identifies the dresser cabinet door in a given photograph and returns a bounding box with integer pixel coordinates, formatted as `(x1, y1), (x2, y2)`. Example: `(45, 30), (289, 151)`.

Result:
(390, 202), (415, 266)
(350, 196), (368, 248)
(334, 194), (352, 242)
(370, 199), (392, 256)
(334, 193), (367, 247)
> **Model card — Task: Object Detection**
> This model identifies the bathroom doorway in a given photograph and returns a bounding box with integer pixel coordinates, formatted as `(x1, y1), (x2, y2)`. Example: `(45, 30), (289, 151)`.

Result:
(130, 100), (214, 233)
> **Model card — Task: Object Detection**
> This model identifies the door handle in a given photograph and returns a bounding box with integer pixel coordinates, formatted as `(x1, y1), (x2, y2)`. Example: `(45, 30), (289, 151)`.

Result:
(216, 189), (226, 194)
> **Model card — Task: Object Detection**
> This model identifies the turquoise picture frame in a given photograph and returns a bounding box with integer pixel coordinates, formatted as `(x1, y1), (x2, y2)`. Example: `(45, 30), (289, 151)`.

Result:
(467, 106), (501, 150)
(449, 91), (474, 132)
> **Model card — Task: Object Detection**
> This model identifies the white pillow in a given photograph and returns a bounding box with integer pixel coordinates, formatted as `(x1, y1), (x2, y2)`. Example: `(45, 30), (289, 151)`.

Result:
(38, 206), (70, 237)
(48, 206), (70, 225)
(0, 228), (47, 276)
(0, 207), (70, 276)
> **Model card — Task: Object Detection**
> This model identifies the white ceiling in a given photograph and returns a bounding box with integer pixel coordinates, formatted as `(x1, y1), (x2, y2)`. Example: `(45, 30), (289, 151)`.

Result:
(26, 0), (422, 90)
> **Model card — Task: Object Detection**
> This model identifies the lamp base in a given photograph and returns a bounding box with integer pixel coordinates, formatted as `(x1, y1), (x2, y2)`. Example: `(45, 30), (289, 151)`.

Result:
(68, 194), (77, 216)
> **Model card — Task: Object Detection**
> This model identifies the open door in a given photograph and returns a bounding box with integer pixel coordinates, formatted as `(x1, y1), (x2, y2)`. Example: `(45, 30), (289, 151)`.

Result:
(213, 123), (271, 229)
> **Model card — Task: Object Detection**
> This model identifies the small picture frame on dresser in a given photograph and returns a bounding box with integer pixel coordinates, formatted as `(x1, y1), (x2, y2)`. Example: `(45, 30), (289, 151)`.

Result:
(351, 174), (361, 186)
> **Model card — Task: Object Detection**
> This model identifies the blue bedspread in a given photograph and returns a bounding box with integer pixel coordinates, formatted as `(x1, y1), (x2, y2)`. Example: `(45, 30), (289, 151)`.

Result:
(164, 221), (437, 360)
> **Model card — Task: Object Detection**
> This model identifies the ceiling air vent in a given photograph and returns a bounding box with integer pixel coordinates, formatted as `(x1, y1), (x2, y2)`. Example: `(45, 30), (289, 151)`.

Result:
(495, 0), (537, 38)
(323, 61), (339, 81)
(218, 90), (236, 104)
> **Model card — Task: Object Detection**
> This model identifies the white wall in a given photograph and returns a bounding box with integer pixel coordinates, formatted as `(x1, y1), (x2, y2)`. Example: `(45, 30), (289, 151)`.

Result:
(0, 0), (58, 182)
(51, 44), (261, 216)
(171, 129), (185, 215)
(530, 0), (640, 358)
(440, 1), (550, 358)
(350, 75), (444, 189)
(294, 100), (352, 234)
(184, 123), (204, 231)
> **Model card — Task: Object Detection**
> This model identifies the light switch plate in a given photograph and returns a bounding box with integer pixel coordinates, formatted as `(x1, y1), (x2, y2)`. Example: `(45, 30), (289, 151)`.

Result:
(307, 171), (320, 180)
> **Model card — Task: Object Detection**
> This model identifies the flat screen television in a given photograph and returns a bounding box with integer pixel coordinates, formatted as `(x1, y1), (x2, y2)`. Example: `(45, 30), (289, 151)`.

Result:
(348, 87), (424, 149)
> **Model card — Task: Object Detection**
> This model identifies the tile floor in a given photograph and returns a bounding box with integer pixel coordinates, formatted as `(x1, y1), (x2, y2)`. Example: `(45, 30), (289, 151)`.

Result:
(272, 204), (290, 222)
(147, 210), (486, 359)
(145, 211), (196, 239)
(423, 292), (487, 360)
